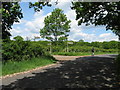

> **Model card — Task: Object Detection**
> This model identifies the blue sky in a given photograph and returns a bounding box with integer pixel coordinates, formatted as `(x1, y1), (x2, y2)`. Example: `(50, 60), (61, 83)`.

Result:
(11, 1), (118, 42)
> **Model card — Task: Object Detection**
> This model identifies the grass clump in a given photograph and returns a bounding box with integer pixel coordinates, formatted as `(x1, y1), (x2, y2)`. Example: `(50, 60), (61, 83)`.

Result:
(2, 56), (57, 76)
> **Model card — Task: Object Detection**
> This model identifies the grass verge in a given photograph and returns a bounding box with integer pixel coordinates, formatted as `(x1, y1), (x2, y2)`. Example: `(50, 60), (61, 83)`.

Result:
(2, 56), (57, 76)
(52, 52), (118, 56)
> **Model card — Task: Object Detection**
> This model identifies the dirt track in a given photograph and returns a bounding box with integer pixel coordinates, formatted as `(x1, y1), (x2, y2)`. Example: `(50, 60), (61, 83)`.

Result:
(53, 55), (89, 61)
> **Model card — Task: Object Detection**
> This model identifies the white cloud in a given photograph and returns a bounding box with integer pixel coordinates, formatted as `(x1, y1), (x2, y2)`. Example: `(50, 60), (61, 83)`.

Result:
(25, 21), (35, 29)
(11, 10), (52, 40)
(69, 32), (118, 42)
(24, 11), (52, 35)
(10, 27), (25, 40)
(68, 32), (96, 42)
(11, 27), (22, 36)
(98, 33), (118, 42)
(99, 33), (111, 38)
(53, 1), (72, 11)
(65, 10), (76, 20)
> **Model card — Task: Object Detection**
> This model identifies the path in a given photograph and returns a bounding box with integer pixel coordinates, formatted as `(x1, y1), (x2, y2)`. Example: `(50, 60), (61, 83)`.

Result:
(1, 54), (120, 89)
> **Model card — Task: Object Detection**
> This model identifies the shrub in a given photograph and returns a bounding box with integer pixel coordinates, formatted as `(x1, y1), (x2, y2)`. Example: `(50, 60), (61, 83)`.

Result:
(2, 40), (47, 62)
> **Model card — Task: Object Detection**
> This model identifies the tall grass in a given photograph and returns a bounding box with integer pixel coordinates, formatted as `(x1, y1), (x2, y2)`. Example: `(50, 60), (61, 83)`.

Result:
(2, 56), (57, 76)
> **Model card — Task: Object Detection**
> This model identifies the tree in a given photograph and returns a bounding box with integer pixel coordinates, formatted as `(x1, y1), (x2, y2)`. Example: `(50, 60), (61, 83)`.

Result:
(13, 35), (24, 41)
(91, 41), (102, 48)
(58, 36), (68, 41)
(29, 2), (51, 12)
(40, 8), (71, 42)
(1, 2), (23, 40)
(79, 39), (84, 42)
(71, 2), (120, 39)
(1, 2), (51, 41)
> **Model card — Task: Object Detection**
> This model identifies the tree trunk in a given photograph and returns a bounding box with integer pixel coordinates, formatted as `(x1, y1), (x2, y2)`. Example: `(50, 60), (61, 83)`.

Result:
(55, 36), (57, 41)
(118, 34), (120, 40)
(54, 35), (58, 46)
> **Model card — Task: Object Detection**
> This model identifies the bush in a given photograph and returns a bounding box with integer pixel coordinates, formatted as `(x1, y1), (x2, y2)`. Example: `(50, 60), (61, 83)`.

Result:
(2, 39), (48, 63)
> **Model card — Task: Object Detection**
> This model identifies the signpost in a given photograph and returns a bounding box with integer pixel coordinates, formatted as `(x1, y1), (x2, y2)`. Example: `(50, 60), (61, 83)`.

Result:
(67, 42), (73, 44)
(48, 42), (52, 54)
(34, 36), (40, 41)
(26, 37), (29, 41)
(67, 41), (73, 52)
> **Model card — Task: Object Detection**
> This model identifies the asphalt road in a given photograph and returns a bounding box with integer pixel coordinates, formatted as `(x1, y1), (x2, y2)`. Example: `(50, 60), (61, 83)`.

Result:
(1, 54), (120, 89)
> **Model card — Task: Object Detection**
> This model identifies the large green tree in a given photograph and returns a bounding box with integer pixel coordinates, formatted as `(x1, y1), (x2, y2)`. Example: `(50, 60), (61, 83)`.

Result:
(71, 2), (120, 39)
(40, 8), (71, 42)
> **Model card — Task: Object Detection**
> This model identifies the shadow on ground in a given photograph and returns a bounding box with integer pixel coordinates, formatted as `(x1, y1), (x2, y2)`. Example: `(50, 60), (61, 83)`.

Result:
(2, 55), (120, 89)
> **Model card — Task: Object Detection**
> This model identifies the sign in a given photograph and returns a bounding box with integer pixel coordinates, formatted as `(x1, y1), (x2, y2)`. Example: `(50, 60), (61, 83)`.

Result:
(48, 43), (51, 45)
(67, 42), (73, 44)
(34, 37), (40, 39)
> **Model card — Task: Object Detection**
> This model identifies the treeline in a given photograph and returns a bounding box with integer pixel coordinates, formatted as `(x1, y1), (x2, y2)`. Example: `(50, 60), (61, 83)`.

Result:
(64, 40), (118, 52)
(2, 36), (118, 62)
(46, 40), (118, 53)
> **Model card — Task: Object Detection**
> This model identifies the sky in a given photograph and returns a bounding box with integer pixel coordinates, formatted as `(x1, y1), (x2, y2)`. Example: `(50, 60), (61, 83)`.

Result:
(10, 1), (118, 42)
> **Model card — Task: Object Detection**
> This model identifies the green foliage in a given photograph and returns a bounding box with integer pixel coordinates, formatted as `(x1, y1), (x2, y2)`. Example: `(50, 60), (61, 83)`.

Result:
(50, 40), (118, 53)
(40, 8), (71, 42)
(29, 2), (51, 12)
(79, 39), (84, 42)
(13, 36), (24, 41)
(91, 42), (102, 48)
(2, 36), (48, 62)
(2, 2), (23, 40)
(71, 2), (120, 37)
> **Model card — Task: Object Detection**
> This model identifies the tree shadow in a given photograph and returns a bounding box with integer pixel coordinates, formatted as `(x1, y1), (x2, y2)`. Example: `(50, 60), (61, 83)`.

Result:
(2, 55), (120, 89)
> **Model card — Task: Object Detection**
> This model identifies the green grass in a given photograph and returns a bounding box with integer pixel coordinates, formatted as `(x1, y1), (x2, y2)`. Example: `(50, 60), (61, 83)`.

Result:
(52, 52), (118, 56)
(2, 56), (57, 76)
